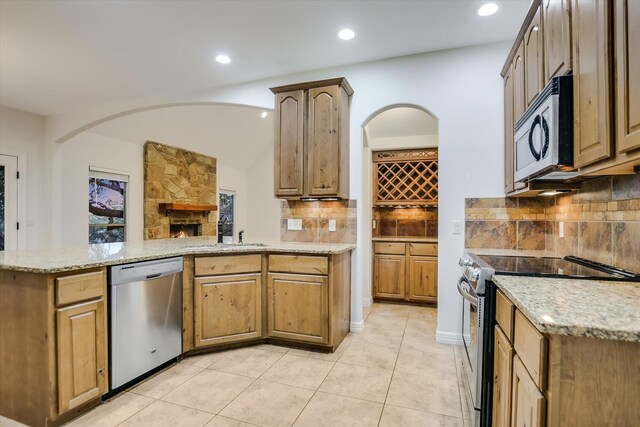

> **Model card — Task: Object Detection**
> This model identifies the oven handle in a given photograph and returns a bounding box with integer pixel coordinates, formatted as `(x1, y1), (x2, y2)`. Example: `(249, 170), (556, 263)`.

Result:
(457, 277), (478, 308)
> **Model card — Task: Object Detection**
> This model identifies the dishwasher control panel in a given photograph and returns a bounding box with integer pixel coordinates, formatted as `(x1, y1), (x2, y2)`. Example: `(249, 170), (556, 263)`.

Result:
(110, 256), (183, 285)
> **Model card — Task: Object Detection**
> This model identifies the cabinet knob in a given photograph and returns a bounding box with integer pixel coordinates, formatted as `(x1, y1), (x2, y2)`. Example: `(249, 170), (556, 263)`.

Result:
(204, 294), (209, 299)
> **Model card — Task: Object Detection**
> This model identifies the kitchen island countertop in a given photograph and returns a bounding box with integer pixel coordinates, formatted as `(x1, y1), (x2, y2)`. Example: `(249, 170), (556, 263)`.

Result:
(372, 236), (438, 243)
(0, 237), (355, 274)
(493, 274), (640, 342)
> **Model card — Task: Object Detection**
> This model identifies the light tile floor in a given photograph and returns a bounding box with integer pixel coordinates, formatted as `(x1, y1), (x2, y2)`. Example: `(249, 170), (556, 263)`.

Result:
(0, 303), (471, 427)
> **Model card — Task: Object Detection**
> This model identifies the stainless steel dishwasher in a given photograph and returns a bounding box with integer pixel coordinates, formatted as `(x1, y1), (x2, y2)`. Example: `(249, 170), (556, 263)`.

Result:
(109, 256), (183, 389)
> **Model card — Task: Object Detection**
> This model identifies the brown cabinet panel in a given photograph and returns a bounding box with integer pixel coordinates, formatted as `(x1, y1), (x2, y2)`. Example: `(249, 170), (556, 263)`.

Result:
(373, 254), (406, 300)
(407, 256), (437, 302)
(194, 273), (262, 347)
(268, 254), (329, 275)
(513, 42), (527, 123)
(307, 85), (341, 196)
(274, 90), (305, 197)
(511, 356), (546, 427)
(267, 273), (329, 344)
(544, 0), (572, 80)
(493, 326), (514, 427)
(408, 242), (437, 256)
(56, 271), (104, 306)
(57, 299), (107, 414)
(496, 289), (515, 341)
(373, 242), (406, 255)
(195, 255), (262, 276)
(504, 64), (515, 194)
(514, 310), (547, 390)
(525, 6), (545, 107)
(572, 0), (613, 167)
(615, 0), (640, 153)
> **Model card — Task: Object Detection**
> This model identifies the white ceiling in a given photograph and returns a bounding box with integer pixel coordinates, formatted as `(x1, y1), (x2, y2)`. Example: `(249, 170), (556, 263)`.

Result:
(0, 0), (529, 116)
(366, 107), (438, 139)
(86, 104), (274, 169)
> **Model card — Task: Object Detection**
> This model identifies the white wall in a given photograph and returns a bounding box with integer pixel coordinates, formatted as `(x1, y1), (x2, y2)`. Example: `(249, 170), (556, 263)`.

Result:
(45, 41), (510, 341)
(368, 134), (438, 150)
(0, 105), (47, 249)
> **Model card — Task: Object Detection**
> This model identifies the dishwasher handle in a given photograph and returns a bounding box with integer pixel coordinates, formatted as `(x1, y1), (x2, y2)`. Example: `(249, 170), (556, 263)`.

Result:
(146, 273), (163, 280)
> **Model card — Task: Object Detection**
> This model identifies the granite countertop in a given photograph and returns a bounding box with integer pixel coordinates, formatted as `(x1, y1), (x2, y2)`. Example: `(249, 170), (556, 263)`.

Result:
(0, 237), (356, 274)
(493, 274), (640, 342)
(373, 237), (438, 243)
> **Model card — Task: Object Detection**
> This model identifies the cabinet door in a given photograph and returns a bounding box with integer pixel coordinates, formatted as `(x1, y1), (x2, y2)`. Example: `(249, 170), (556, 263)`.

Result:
(194, 273), (262, 347)
(615, 0), (640, 153)
(492, 326), (514, 427)
(511, 356), (545, 427)
(544, 0), (572, 80)
(572, 0), (613, 167)
(57, 299), (107, 414)
(513, 42), (527, 124)
(373, 254), (406, 300)
(525, 6), (544, 107)
(267, 273), (328, 344)
(307, 85), (341, 196)
(274, 90), (305, 197)
(407, 256), (437, 302)
(504, 65), (515, 194)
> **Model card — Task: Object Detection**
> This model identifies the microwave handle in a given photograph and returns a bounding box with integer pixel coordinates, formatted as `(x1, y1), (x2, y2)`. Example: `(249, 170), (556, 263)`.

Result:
(457, 277), (478, 308)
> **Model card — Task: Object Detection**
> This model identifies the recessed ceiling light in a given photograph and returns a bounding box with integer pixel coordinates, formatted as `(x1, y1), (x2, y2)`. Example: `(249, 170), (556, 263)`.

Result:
(261, 111), (268, 118)
(477, 2), (499, 16)
(338, 29), (355, 40)
(215, 54), (231, 64)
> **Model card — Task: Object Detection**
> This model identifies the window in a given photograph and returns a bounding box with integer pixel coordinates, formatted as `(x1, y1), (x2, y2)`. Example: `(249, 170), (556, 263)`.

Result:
(0, 154), (18, 252)
(218, 189), (236, 241)
(89, 167), (128, 244)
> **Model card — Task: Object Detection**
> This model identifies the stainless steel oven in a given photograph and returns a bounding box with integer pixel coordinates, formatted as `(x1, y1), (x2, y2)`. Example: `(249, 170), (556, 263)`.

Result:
(458, 255), (494, 427)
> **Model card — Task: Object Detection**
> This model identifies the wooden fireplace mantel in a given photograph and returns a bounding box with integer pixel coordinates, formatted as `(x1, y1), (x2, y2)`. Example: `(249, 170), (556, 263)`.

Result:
(159, 203), (218, 217)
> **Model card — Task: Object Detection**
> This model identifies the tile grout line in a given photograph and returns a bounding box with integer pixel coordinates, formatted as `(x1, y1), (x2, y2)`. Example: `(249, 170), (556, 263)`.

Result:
(376, 316), (407, 426)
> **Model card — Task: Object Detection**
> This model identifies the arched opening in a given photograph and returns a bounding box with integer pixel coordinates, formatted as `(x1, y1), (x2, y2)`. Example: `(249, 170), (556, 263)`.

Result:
(360, 104), (439, 309)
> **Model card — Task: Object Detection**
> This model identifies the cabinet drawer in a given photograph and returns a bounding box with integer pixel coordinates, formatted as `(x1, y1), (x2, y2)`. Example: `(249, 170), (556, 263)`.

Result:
(496, 290), (515, 341)
(56, 271), (105, 306)
(269, 255), (328, 275)
(195, 255), (262, 276)
(373, 242), (406, 255)
(514, 310), (547, 389)
(408, 243), (437, 256)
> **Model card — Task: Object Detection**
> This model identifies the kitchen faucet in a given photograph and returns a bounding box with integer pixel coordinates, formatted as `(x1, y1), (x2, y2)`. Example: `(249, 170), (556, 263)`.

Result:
(238, 230), (245, 243)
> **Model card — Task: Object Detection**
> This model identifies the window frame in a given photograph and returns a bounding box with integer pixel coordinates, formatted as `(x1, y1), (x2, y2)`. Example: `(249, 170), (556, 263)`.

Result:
(88, 166), (129, 244)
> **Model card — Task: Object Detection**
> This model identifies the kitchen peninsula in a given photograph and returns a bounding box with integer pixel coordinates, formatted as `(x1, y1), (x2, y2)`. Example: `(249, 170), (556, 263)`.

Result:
(0, 238), (354, 427)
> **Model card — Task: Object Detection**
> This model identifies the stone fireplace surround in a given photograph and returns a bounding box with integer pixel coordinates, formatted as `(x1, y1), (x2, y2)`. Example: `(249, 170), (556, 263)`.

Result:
(144, 141), (217, 240)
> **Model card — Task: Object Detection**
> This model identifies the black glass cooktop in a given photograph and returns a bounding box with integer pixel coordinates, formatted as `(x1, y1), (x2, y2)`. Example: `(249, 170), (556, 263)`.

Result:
(476, 254), (640, 280)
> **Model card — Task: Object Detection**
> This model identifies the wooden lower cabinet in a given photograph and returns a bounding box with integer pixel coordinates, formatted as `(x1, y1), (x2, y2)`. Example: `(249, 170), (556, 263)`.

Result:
(511, 356), (545, 427)
(194, 273), (262, 347)
(373, 254), (406, 300)
(407, 256), (437, 302)
(57, 299), (108, 414)
(492, 326), (514, 427)
(372, 241), (438, 303)
(267, 272), (329, 344)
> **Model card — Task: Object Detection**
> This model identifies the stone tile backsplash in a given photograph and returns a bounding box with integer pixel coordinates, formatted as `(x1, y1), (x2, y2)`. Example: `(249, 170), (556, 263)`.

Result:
(373, 207), (438, 238)
(280, 200), (357, 244)
(465, 175), (640, 271)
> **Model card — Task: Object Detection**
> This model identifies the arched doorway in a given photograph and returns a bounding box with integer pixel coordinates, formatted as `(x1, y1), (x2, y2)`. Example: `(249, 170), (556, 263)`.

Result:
(360, 105), (439, 307)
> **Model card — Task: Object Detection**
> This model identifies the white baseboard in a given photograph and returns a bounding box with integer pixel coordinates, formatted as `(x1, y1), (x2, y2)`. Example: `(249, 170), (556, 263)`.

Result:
(362, 297), (373, 307)
(436, 330), (463, 345)
(350, 320), (365, 333)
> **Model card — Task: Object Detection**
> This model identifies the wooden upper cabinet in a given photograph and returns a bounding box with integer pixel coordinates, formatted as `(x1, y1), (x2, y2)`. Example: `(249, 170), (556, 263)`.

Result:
(572, 0), (613, 168)
(513, 42), (527, 123)
(543, 0), (572, 80)
(274, 90), (305, 197)
(504, 65), (515, 194)
(615, 0), (640, 153)
(525, 5), (545, 107)
(271, 78), (352, 200)
(308, 85), (341, 196)
(194, 273), (262, 347)
(57, 299), (107, 414)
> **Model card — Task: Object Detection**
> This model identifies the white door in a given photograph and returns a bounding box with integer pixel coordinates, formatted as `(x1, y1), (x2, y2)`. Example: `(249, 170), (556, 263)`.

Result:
(0, 154), (18, 251)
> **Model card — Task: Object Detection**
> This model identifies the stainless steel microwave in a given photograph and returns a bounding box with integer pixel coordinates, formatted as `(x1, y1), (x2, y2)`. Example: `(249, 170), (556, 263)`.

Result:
(514, 76), (574, 182)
